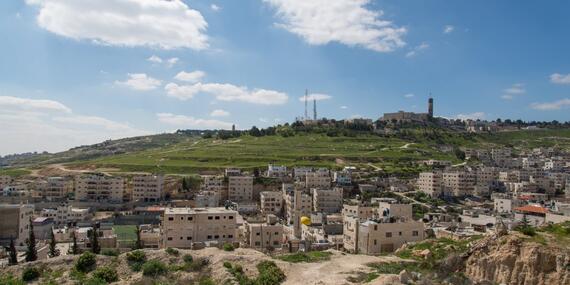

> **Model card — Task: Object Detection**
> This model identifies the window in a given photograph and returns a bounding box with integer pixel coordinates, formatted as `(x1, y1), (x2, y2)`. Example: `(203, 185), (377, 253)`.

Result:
(229, 216), (234, 219)
(274, 232), (279, 235)
(399, 232), (402, 236)
(188, 217), (193, 221)
(374, 225), (378, 231)
(255, 241), (260, 246)
(374, 239), (377, 245)
(228, 234), (233, 238)
(187, 237), (192, 240)
(215, 216), (220, 220)
(256, 232), (260, 236)
(180, 237), (183, 240)
(207, 235), (212, 239)
(168, 217), (174, 221)
(180, 217), (184, 220)
(214, 235), (219, 239)
(167, 237), (173, 241)
(412, 231), (419, 237)
(386, 232), (392, 238)
(208, 216), (213, 220)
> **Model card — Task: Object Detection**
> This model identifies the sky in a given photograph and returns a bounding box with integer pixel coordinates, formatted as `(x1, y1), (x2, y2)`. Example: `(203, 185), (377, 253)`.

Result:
(1, 0), (570, 155)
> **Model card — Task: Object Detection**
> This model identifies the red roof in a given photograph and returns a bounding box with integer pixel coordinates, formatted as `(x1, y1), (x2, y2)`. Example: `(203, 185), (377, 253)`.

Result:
(514, 205), (548, 214)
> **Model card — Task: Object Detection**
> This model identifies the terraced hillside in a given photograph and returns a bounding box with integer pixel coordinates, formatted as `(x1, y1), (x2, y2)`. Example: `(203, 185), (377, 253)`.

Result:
(3, 129), (570, 176)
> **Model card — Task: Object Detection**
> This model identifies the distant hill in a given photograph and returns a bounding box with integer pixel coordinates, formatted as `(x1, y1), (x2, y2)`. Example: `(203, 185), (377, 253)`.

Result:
(2, 128), (570, 176)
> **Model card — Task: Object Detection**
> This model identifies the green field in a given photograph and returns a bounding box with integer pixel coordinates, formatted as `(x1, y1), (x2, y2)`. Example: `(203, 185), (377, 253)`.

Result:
(113, 225), (137, 242)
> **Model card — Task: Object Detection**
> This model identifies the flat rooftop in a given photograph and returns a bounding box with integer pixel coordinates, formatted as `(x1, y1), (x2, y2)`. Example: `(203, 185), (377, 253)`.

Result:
(165, 207), (237, 214)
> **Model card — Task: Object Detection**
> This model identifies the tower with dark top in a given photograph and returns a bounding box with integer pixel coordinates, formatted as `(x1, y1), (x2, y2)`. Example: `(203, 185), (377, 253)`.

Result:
(313, 99), (317, 121)
(428, 97), (434, 118)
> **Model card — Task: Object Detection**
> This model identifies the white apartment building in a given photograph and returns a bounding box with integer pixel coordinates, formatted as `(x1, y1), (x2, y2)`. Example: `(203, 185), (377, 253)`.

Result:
(267, 164), (288, 178)
(225, 168), (242, 177)
(342, 203), (376, 221)
(284, 189), (312, 226)
(442, 171), (475, 197)
(0, 204), (34, 247)
(333, 171), (352, 185)
(132, 175), (164, 202)
(40, 204), (90, 226)
(75, 174), (124, 203)
(305, 172), (331, 189)
(417, 171), (442, 198)
(260, 191), (283, 216)
(37, 177), (74, 201)
(228, 176), (254, 202)
(161, 207), (238, 248)
(312, 187), (343, 213)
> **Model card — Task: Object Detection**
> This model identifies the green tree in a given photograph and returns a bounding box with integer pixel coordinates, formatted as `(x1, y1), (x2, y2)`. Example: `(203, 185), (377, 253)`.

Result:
(69, 231), (79, 255)
(133, 225), (143, 250)
(25, 217), (37, 262)
(48, 230), (60, 257)
(90, 225), (100, 254)
(8, 237), (18, 265)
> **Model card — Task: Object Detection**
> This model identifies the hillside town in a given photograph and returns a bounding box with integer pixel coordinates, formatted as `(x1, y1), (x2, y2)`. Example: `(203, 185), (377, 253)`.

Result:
(1, 141), (570, 268)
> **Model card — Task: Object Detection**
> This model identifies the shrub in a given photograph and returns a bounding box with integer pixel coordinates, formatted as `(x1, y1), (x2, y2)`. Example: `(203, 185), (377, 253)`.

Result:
(92, 267), (118, 283)
(22, 267), (41, 282)
(223, 261), (232, 269)
(187, 257), (209, 272)
(223, 243), (235, 252)
(257, 261), (286, 284)
(198, 277), (215, 285)
(126, 250), (146, 272)
(101, 249), (119, 256)
(75, 252), (97, 273)
(183, 254), (193, 263)
(142, 260), (167, 277)
(0, 274), (24, 285)
(84, 277), (106, 285)
(165, 247), (179, 256)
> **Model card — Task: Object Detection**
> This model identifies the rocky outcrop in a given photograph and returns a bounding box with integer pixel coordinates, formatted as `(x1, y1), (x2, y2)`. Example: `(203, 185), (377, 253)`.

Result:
(465, 234), (570, 285)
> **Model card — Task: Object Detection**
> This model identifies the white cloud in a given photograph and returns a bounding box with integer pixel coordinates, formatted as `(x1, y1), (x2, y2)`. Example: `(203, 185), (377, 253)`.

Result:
(211, 4), (220, 11)
(259, 118), (268, 123)
(26, 0), (209, 50)
(340, 105), (348, 109)
(0, 96), (71, 113)
(0, 95), (148, 155)
(530, 98), (570, 111)
(456, 112), (485, 120)
(115, 73), (162, 91)
(264, 0), (406, 52)
(174, 70), (206, 83)
(298, 93), (332, 102)
(166, 58), (179, 68)
(405, 42), (429, 58)
(550, 73), (570, 85)
(501, 83), (525, 100)
(210, 109), (230, 117)
(165, 82), (288, 105)
(403, 93), (415, 98)
(147, 55), (163, 64)
(443, 25), (454, 34)
(157, 113), (232, 129)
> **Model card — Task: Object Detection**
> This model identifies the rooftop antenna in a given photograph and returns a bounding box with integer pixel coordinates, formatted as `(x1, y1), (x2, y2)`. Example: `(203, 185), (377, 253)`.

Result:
(304, 89), (308, 120)
(313, 98), (317, 121)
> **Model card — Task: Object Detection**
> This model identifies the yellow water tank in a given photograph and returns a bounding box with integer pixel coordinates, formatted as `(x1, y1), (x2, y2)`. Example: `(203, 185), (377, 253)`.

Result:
(300, 216), (311, 226)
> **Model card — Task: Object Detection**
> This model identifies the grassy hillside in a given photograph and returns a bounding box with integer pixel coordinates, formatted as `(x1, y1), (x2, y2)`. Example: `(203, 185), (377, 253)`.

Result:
(3, 128), (570, 176)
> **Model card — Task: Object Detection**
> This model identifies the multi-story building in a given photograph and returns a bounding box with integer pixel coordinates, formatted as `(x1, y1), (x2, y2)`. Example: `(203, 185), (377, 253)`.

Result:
(305, 172), (331, 189)
(377, 200), (413, 219)
(225, 168), (242, 177)
(228, 176), (253, 202)
(40, 204), (91, 226)
(267, 164), (288, 178)
(442, 171), (475, 197)
(75, 174), (124, 203)
(284, 189), (312, 225)
(132, 175), (164, 202)
(202, 175), (227, 202)
(312, 187), (343, 213)
(342, 203), (375, 221)
(194, 191), (219, 207)
(491, 148), (512, 165)
(417, 171), (442, 197)
(37, 177), (74, 201)
(161, 207), (238, 248)
(0, 204), (34, 246)
(246, 221), (284, 250)
(333, 171), (352, 185)
(260, 191), (283, 216)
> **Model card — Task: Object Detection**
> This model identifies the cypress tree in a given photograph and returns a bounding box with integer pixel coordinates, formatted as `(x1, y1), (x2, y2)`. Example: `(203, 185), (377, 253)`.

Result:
(134, 225), (143, 250)
(90, 225), (100, 254)
(25, 217), (37, 262)
(49, 230), (60, 257)
(69, 231), (79, 255)
(8, 237), (18, 265)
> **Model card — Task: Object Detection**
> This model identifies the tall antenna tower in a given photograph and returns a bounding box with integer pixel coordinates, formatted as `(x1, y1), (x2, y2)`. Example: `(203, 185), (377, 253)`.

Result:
(304, 89), (308, 120)
(313, 99), (317, 121)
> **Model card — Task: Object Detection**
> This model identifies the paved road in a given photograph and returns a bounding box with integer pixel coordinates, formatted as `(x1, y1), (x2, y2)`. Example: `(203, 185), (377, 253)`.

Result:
(391, 191), (431, 208)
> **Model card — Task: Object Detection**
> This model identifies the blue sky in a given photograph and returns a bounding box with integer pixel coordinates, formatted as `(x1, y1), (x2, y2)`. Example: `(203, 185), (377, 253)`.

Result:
(1, 0), (570, 154)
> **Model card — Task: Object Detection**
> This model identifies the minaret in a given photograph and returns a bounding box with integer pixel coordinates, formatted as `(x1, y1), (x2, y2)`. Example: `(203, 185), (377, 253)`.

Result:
(313, 99), (317, 121)
(428, 96), (434, 118)
(304, 89), (308, 120)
